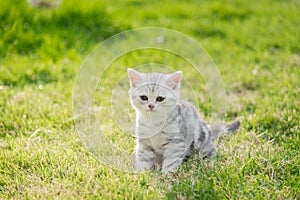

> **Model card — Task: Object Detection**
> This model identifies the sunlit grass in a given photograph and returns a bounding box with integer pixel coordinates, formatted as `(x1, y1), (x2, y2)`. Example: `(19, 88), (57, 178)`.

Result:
(0, 0), (299, 199)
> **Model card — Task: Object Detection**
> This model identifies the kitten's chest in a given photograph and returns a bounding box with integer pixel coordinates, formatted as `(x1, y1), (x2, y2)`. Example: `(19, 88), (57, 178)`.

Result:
(148, 132), (167, 155)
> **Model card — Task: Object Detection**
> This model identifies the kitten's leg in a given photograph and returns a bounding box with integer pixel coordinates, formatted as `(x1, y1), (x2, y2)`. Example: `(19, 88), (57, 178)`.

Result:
(161, 138), (186, 173)
(202, 143), (217, 159)
(194, 121), (217, 159)
(136, 143), (156, 171)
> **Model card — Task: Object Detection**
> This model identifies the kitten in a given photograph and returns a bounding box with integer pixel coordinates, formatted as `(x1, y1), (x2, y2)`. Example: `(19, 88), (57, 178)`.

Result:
(127, 68), (240, 173)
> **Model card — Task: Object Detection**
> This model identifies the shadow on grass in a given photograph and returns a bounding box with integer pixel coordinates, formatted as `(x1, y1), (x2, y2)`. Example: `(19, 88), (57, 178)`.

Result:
(0, 0), (124, 58)
(0, 0), (126, 86)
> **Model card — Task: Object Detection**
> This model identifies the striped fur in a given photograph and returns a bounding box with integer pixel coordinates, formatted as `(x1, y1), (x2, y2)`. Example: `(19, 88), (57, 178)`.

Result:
(127, 68), (240, 173)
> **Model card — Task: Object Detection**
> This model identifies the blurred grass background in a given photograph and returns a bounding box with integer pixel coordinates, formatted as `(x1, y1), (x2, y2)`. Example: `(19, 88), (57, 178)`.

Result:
(0, 0), (299, 199)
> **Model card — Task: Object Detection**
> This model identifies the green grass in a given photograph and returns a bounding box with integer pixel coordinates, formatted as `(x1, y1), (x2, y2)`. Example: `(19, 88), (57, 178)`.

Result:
(0, 0), (299, 199)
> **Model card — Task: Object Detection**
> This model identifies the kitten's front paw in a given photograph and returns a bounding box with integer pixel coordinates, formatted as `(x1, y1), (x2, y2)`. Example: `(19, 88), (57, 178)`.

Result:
(135, 166), (148, 172)
(135, 163), (153, 172)
(161, 165), (178, 173)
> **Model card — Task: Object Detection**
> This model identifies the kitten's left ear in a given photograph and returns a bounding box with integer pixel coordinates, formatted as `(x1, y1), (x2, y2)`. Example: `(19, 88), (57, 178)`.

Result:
(166, 71), (182, 89)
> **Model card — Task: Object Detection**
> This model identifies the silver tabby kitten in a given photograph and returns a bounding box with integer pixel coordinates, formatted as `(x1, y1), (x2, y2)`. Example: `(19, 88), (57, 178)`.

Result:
(127, 68), (240, 173)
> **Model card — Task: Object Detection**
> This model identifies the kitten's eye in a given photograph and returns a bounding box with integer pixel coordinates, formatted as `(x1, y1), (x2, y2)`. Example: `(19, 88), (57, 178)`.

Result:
(140, 95), (148, 101)
(156, 96), (165, 102)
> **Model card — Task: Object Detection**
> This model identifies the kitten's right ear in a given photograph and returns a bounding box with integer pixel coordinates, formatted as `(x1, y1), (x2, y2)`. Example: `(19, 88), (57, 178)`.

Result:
(165, 71), (182, 89)
(127, 68), (143, 88)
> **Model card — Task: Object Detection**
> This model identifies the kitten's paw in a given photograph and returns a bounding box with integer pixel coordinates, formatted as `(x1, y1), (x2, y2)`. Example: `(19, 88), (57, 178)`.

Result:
(161, 164), (179, 173)
(135, 163), (154, 172)
(161, 167), (176, 173)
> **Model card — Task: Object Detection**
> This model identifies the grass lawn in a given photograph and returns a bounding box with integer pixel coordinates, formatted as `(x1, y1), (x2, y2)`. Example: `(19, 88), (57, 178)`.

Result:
(0, 0), (299, 199)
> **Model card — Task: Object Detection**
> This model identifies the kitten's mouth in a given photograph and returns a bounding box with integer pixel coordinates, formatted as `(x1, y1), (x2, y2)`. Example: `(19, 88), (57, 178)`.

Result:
(147, 109), (156, 112)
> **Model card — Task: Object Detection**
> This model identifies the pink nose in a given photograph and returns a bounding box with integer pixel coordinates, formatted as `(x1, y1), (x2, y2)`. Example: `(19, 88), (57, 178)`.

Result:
(148, 104), (155, 110)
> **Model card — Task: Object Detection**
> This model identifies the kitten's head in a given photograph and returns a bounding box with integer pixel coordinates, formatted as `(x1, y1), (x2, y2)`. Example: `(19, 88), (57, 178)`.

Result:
(127, 68), (182, 117)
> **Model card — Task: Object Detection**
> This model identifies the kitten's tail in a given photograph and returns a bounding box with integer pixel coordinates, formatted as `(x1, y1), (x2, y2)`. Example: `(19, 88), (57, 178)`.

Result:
(211, 118), (241, 141)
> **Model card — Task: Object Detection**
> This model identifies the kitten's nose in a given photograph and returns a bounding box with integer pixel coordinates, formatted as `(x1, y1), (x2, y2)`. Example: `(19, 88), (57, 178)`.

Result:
(148, 104), (155, 110)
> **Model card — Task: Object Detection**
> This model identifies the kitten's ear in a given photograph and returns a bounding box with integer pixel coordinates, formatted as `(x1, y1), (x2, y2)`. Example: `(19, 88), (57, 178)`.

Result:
(127, 68), (143, 88)
(165, 71), (182, 89)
